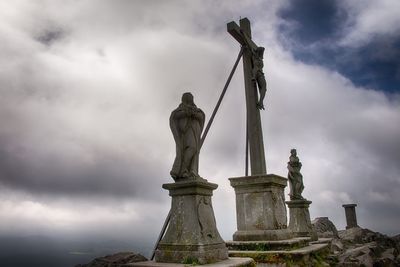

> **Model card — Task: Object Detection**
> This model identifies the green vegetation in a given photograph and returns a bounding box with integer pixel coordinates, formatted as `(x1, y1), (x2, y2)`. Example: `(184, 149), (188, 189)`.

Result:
(182, 256), (200, 266)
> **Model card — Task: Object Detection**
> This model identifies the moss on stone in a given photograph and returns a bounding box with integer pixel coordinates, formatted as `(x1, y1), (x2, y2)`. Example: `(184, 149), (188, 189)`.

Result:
(182, 256), (200, 265)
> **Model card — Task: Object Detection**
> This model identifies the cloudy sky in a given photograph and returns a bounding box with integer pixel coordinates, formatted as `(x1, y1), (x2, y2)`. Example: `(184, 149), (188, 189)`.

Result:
(0, 0), (399, 266)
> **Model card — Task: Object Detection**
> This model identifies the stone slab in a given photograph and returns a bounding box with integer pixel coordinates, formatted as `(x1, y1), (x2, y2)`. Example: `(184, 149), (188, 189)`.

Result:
(229, 243), (330, 264)
(226, 237), (310, 251)
(129, 257), (255, 267)
(309, 237), (332, 245)
(163, 180), (217, 196)
(229, 175), (287, 191)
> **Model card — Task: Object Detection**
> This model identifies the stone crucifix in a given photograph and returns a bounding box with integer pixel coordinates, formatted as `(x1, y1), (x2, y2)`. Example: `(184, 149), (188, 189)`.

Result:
(227, 18), (267, 175)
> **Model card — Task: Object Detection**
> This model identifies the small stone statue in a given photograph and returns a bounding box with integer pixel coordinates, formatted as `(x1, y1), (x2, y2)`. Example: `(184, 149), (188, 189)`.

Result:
(251, 47), (267, 110)
(170, 92), (205, 181)
(287, 149), (305, 200)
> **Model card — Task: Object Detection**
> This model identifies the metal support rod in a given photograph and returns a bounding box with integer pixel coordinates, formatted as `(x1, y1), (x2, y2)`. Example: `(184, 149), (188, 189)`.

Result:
(200, 47), (244, 147)
(245, 116), (249, 176)
(150, 210), (171, 260)
(150, 48), (244, 261)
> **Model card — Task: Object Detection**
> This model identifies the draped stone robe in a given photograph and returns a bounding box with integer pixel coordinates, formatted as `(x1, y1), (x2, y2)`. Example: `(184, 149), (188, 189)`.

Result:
(170, 100), (205, 181)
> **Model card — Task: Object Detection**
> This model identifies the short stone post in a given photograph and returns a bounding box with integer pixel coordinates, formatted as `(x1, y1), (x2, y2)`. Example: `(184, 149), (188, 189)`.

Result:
(342, 204), (358, 229)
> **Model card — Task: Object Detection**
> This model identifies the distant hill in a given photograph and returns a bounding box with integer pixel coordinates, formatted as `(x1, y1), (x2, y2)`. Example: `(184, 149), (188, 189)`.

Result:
(0, 235), (152, 267)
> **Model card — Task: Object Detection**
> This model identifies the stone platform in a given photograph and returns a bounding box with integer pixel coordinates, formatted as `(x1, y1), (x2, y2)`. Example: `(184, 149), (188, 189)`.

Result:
(130, 257), (255, 267)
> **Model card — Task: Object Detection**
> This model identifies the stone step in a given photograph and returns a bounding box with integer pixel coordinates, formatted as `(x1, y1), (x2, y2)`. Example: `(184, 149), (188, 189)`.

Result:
(226, 237), (310, 251)
(309, 237), (332, 245)
(129, 257), (255, 267)
(229, 243), (330, 264)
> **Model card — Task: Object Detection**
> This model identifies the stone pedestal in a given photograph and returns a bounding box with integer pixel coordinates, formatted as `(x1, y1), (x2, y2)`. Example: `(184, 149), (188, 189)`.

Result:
(286, 199), (317, 240)
(155, 179), (228, 264)
(342, 204), (358, 229)
(229, 174), (292, 241)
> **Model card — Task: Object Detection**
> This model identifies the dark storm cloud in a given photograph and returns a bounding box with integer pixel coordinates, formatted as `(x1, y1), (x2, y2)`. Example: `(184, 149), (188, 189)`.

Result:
(278, 0), (346, 44)
(0, 137), (164, 200)
(36, 27), (65, 46)
(277, 0), (400, 92)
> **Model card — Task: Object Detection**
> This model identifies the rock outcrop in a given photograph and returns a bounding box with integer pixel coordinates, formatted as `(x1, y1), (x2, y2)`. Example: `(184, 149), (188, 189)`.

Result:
(336, 227), (400, 266)
(312, 217), (339, 238)
(312, 218), (399, 266)
(75, 252), (147, 267)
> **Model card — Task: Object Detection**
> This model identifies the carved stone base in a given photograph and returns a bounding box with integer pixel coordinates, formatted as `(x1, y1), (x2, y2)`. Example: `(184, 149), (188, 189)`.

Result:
(286, 199), (317, 240)
(229, 174), (293, 241)
(155, 180), (228, 264)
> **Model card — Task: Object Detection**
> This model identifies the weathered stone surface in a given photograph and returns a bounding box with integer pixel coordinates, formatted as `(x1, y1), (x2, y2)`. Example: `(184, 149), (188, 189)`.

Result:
(311, 217), (339, 238)
(229, 175), (292, 241)
(75, 252), (147, 267)
(155, 180), (228, 264)
(338, 242), (376, 266)
(286, 199), (317, 240)
(330, 238), (344, 254)
(339, 227), (399, 250)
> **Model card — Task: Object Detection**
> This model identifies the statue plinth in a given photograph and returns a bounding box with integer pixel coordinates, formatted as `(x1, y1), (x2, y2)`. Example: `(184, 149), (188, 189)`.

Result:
(286, 199), (317, 240)
(155, 179), (228, 264)
(229, 174), (292, 241)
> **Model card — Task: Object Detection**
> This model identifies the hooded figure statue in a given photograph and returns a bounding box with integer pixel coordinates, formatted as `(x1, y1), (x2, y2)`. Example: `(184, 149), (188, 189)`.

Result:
(170, 92), (205, 181)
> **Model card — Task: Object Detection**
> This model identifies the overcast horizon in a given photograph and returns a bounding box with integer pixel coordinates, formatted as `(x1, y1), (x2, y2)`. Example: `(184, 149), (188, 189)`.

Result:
(0, 1), (399, 267)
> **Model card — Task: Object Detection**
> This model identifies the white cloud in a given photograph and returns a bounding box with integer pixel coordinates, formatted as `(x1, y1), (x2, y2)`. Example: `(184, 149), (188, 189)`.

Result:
(340, 0), (400, 46)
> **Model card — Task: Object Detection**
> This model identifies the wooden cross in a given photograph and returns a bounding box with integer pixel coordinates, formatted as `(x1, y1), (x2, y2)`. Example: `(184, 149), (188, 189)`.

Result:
(227, 18), (267, 175)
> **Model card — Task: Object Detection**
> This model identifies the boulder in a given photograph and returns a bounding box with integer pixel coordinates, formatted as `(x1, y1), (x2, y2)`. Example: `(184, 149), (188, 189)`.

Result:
(311, 217), (338, 238)
(338, 242), (376, 266)
(75, 252), (147, 267)
(331, 238), (344, 254)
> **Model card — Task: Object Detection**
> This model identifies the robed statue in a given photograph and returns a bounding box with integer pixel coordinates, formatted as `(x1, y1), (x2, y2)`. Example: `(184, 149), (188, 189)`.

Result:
(287, 149), (305, 200)
(170, 92), (205, 181)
